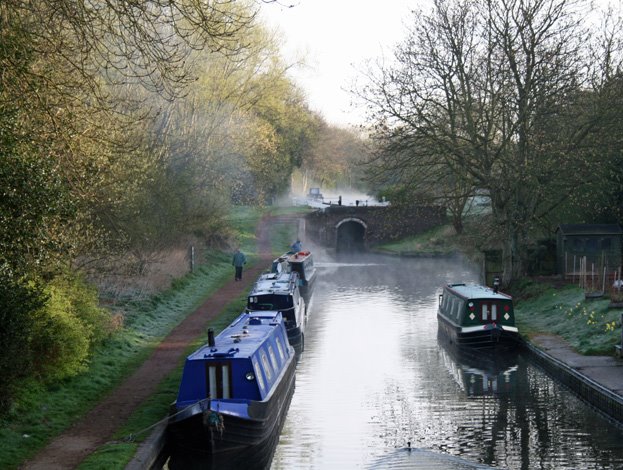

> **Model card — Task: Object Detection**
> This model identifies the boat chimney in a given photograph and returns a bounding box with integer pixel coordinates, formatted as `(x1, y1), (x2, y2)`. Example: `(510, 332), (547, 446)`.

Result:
(208, 328), (215, 347)
(493, 276), (500, 294)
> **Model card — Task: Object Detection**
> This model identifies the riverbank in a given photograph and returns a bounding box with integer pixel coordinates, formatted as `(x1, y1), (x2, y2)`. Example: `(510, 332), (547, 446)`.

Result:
(513, 281), (623, 424)
(522, 334), (623, 424)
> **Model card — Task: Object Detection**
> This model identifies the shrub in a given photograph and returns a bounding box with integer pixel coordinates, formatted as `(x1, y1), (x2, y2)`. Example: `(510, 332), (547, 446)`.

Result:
(30, 272), (113, 382)
(0, 266), (46, 409)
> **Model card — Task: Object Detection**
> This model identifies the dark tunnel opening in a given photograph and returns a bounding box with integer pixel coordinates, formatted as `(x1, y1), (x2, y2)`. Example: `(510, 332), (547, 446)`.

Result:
(336, 221), (366, 252)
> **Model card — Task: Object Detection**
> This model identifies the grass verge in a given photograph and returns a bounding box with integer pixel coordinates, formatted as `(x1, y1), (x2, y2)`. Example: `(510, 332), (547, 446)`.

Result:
(373, 224), (459, 255)
(513, 281), (622, 355)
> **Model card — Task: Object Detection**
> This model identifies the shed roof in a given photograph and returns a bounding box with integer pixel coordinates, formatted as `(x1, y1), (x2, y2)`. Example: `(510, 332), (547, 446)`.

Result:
(556, 224), (623, 236)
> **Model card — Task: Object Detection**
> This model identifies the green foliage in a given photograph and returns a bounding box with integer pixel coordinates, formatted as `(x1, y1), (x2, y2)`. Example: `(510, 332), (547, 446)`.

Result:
(30, 273), (112, 382)
(0, 148), (74, 275)
(0, 267), (46, 409)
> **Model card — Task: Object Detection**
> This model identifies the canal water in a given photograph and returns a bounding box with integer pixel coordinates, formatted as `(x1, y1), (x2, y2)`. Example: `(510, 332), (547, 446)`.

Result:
(268, 253), (623, 470)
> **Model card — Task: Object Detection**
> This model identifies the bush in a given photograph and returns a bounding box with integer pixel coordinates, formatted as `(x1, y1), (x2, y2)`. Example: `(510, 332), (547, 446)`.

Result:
(30, 272), (113, 382)
(0, 266), (46, 409)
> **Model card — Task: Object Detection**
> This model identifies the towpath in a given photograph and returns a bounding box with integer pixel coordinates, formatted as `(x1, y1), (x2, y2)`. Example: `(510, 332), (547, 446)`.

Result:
(527, 334), (623, 411)
(21, 214), (288, 470)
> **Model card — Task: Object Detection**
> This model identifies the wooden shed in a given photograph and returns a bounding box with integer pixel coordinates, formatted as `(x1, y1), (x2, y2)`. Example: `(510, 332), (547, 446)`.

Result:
(556, 224), (623, 276)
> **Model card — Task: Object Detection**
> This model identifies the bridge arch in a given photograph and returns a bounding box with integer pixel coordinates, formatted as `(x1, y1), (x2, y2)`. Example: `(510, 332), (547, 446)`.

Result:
(335, 217), (367, 252)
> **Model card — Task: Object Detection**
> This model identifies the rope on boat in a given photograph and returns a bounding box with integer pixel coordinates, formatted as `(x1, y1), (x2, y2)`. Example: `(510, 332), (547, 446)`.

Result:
(122, 397), (213, 443)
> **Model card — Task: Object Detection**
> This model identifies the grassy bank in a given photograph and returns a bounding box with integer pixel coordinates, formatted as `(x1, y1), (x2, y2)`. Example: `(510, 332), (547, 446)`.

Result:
(0, 206), (300, 469)
(373, 224), (460, 256)
(513, 282), (622, 356)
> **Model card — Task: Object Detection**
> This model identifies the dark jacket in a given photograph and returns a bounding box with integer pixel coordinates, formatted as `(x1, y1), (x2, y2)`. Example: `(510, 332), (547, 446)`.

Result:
(232, 251), (247, 267)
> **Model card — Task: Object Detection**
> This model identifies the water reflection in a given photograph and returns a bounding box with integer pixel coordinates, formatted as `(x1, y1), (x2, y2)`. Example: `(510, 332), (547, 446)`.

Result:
(437, 332), (519, 397)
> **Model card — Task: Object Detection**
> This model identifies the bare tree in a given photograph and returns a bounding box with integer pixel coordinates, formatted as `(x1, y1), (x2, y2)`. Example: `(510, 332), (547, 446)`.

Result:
(361, 0), (623, 283)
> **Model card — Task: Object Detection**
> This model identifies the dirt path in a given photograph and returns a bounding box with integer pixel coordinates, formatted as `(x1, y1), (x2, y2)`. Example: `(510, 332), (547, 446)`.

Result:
(21, 215), (280, 470)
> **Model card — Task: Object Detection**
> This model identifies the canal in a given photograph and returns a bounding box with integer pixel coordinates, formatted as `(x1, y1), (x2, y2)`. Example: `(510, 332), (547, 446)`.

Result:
(269, 253), (623, 469)
(164, 252), (623, 469)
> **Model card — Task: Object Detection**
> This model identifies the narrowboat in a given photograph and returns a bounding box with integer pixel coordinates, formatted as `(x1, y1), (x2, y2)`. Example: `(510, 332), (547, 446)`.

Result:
(272, 250), (316, 304)
(437, 283), (519, 347)
(247, 270), (307, 353)
(167, 311), (296, 462)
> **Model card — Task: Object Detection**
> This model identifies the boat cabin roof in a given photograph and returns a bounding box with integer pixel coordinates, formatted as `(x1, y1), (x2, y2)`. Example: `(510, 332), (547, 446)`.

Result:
(188, 311), (284, 361)
(249, 271), (299, 297)
(444, 283), (512, 301)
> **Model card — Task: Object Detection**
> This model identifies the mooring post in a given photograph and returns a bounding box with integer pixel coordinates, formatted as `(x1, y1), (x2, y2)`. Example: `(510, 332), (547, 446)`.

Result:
(190, 245), (195, 273)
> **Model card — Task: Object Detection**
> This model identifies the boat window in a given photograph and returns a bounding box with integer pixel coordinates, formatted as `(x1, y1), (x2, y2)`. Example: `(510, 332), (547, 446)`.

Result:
(482, 304), (488, 321)
(248, 294), (293, 311)
(276, 337), (285, 361)
(205, 362), (231, 399)
(268, 345), (280, 369)
(454, 299), (461, 319)
(491, 304), (497, 321)
(261, 351), (273, 381)
(252, 358), (266, 392)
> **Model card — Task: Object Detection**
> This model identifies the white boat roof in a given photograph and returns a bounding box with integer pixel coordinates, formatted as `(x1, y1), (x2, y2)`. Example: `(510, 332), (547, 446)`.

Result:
(188, 311), (283, 360)
(445, 283), (512, 300)
(250, 271), (297, 296)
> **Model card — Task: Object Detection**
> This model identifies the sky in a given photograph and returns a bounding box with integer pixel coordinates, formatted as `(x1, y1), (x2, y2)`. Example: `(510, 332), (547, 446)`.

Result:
(259, 0), (616, 129)
(259, 0), (431, 127)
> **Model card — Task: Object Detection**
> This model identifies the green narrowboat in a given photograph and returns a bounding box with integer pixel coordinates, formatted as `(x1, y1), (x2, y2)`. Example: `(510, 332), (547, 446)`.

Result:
(438, 283), (518, 348)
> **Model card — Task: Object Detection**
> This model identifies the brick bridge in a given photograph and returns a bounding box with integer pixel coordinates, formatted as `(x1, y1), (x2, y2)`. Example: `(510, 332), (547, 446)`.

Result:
(304, 204), (446, 251)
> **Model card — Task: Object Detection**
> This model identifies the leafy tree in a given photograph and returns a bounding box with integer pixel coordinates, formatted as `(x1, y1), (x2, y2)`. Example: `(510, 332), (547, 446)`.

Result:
(0, 0), (265, 407)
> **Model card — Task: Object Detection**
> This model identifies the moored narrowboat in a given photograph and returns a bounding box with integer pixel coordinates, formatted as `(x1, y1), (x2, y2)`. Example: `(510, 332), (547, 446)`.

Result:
(272, 250), (316, 305)
(167, 311), (296, 461)
(247, 270), (306, 353)
(437, 283), (519, 348)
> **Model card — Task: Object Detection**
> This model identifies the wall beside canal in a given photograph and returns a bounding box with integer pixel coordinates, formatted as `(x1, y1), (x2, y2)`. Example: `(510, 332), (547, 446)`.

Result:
(521, 339), (623, 424)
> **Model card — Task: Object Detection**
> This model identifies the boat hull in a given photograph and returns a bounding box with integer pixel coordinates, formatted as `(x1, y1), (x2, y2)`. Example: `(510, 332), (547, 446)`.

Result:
(299, 275), (315, 306)
(287, 326), (304, 355)
(168, 348), (296, 458)
(437, 312), (518, 349)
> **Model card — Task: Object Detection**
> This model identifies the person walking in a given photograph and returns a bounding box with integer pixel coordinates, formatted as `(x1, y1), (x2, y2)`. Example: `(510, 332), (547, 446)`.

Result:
(232, 248), (247, 281)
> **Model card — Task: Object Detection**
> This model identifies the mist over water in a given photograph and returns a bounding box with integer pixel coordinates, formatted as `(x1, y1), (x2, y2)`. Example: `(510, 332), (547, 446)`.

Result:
(270, 250), (623, 470)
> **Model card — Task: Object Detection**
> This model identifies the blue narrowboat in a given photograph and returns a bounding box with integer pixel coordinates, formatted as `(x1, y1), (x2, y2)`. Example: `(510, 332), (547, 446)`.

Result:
(438, 283), (519, 348)
(272, 250), (316, 305)
(167, 311), (296, 462)
(247, 270), (307, 353)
